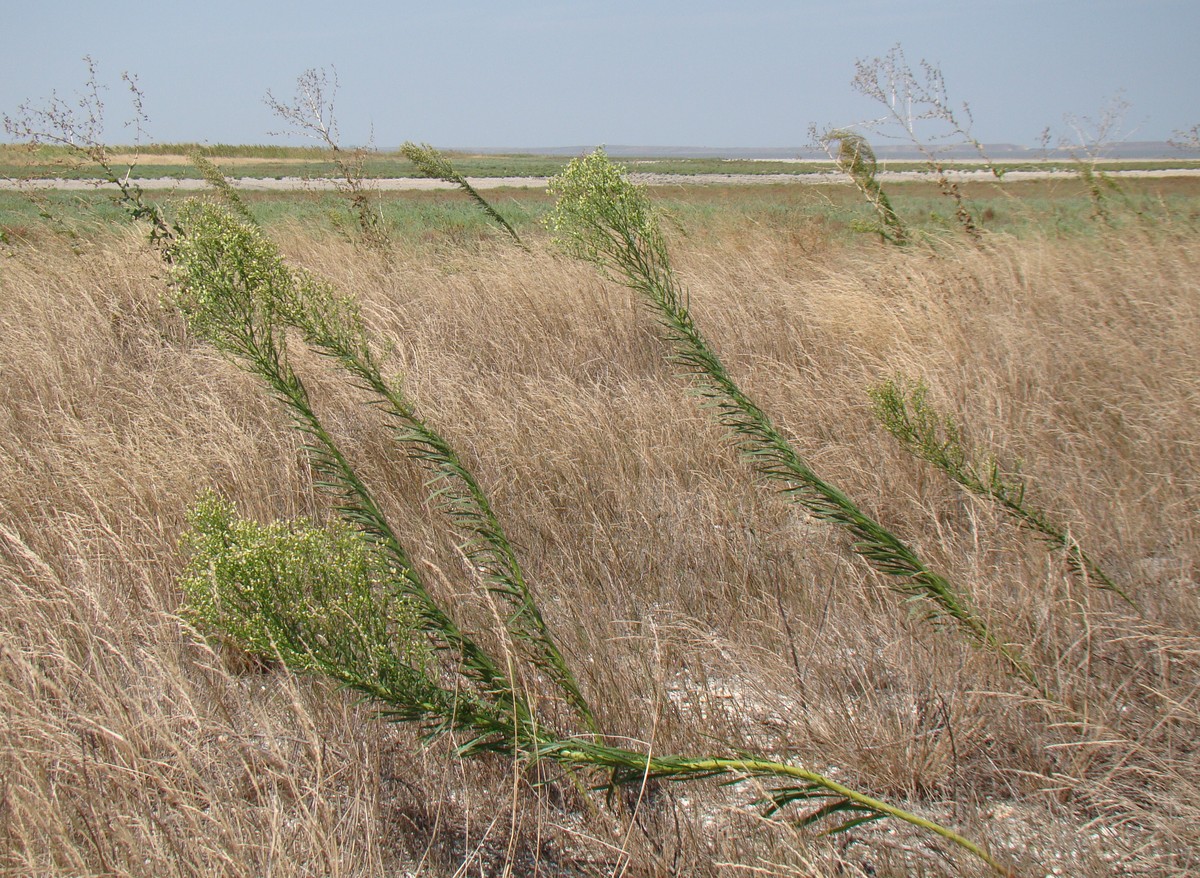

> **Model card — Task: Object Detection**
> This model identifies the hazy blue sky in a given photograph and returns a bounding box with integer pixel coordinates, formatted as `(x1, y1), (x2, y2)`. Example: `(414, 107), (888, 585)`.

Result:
(2, 0), (1196, 148)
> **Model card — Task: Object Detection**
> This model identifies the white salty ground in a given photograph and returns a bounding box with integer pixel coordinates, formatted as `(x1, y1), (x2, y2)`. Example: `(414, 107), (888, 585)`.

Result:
(3, 168), (1199, 191)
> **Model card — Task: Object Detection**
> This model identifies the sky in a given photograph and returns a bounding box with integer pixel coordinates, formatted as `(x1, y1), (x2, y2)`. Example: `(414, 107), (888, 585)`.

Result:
(2, 0), (1197, 150)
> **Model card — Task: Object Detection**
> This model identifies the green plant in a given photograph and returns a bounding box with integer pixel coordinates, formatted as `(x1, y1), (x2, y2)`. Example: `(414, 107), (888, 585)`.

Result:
(184, 161), (590, 725)
(817, 129), (907, 244)
(545, 148), (1041, 695)
(180, 494), (435, 704)
(189, 151), (256, 225)
(400, 141), (527, 248)
(869, 375), (1136, 607)
(284, 264), (594, 730)
(171, 199), (544, 748)
(167, 198), (1011, 874)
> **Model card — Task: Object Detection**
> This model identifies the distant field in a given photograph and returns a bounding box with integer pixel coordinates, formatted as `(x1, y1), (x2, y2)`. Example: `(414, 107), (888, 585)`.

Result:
(5, 174), (1200, 248)
(4, 142), (1200, 181)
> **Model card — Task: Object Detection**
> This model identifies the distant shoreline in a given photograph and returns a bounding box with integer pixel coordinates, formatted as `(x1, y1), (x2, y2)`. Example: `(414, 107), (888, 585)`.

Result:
(438, 142), (1200, 161)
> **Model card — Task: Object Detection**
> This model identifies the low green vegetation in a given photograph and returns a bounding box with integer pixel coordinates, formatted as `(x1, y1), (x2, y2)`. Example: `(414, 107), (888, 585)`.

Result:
(4, 175), (1198, 251)
(180, 493), (431, 693)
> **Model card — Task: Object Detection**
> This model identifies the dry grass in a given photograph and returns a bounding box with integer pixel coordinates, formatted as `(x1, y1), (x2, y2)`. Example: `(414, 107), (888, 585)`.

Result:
(1, 215), (1197, 876)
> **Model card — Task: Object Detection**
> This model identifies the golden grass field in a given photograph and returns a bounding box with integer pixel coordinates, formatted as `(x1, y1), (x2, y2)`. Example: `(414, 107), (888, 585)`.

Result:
(1, 194), (1198, 875)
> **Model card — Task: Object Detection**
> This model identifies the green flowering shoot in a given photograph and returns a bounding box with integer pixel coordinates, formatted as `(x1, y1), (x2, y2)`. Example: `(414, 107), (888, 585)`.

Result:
(172, 200), (589, 729)
(170, 202), (536, 737)
(869, 375), (1135, 607)
(170, 200), (293, 360)
(189, 152), (257, 226)
(819, 129), (907, 245)
(545, 148), (671, 289)
(180, 493), (435, 712)
(546, 149), (1043, 695)
(400, 142), (526, 248)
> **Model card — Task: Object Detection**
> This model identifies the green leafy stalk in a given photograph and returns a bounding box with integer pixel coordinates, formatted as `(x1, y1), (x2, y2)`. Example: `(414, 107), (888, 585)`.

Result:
(173, 186), (593, 736)
(820, 130), (907, 245)
(180, 494), (456, 727)
(1075, 161), (1123, 225)
(276, 271), (597, 733)
(180, 501), (1012, 874)
(869, 375), (1136, 608)
(545, 149), (1041, 694)
(190, 152), (257, 226)
(170, 201), (535, 750)
(534, 742), (1012, 875)
(401, 141), (528, 249)
(176, 181), (593, 730)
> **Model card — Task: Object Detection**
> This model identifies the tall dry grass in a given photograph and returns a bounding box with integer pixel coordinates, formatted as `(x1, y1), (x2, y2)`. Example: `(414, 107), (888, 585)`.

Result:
(1, 217), (1197, 876)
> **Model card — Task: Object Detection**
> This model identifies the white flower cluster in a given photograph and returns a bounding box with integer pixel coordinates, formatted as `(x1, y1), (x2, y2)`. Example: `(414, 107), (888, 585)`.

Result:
(544, 148), (667, 275)
(179, 492), (425, 679)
